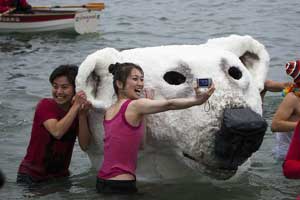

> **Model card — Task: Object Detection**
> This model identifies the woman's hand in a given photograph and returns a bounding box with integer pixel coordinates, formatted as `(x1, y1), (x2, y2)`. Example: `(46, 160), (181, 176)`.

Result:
(194, 83), (215, 103)
(143, 88), (155, 100)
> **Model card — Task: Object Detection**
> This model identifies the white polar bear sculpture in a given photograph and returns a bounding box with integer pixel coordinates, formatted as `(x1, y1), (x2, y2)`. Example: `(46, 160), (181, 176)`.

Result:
(76, 35), (269, 180)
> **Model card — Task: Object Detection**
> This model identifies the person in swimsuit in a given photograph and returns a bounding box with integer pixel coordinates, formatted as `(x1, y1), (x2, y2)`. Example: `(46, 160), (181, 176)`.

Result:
(96, 62), (215, 194)
(272, 60), (300, 160)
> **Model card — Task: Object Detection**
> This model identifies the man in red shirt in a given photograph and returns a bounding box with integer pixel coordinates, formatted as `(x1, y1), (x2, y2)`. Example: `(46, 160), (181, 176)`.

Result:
(17, 65), (92, 185)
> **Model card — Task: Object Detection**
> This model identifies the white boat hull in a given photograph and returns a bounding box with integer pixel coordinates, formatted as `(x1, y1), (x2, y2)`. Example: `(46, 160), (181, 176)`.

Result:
(0, 10), (101, 34)
(0, 19), (74, 33)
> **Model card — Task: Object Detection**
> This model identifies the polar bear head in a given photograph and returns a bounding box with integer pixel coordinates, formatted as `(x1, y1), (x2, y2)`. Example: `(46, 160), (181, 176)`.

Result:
(76, 35), (269, 180)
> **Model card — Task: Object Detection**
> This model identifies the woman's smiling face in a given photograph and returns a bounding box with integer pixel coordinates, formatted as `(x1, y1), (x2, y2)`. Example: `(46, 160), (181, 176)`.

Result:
(123, 68), (144, 100)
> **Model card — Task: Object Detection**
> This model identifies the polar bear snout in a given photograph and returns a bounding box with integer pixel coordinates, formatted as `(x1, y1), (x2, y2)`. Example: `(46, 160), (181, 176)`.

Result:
(214, 108), (267, 170)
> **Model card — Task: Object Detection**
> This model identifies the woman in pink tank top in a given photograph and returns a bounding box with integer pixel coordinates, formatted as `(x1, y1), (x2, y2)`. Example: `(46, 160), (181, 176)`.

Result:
(96, 62), (215, 194)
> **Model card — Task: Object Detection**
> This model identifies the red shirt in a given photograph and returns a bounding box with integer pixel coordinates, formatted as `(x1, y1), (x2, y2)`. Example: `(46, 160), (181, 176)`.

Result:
(0, 0), (30, 13)
(18, 98), (78, 181)
(283, 122), (300, 179)
(98, 100), (144, 179)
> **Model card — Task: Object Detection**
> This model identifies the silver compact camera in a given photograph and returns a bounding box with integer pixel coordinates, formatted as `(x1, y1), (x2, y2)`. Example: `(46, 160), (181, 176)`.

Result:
(196, 78), (213, 88)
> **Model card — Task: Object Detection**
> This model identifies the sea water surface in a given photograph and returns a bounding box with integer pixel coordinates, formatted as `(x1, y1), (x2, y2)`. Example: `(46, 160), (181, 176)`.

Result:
(1, 0), (300, 199)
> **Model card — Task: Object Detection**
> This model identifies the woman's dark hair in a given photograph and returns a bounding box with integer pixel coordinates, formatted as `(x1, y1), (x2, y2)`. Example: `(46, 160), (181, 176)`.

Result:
(108, 62), (144, 94)
(49, 65), (78, 88)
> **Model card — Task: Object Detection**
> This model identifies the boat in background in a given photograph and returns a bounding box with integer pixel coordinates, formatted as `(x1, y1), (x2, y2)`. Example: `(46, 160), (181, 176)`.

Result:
(0, 3), (105, 34)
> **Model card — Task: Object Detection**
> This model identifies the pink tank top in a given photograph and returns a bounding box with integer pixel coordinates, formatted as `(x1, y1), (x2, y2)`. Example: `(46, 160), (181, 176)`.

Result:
(98, 100), (144, 179)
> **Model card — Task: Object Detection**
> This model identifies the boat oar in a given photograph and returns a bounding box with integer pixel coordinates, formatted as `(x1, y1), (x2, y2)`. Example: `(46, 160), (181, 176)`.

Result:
(33, 3), (105, 11)
(0, 7), (16, 16)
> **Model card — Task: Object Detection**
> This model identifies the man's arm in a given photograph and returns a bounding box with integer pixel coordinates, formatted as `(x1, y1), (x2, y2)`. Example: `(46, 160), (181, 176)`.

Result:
(77, 101), (92, 151)
(43, 91), (86, 140)
(264, 80), (292, 92)
(43, 104), (80, 140)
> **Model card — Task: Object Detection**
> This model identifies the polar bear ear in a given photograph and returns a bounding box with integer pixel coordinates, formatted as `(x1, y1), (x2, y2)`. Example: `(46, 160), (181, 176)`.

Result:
(76, 48), (121, 110)
(206, 35), (270, 91)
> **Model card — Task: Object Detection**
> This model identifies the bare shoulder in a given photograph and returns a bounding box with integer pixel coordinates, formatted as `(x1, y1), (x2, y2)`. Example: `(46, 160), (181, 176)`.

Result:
(105, 105), (114, 114)
(283, 92), (300, 105)
(105, 104), (121, 120)
(286, 92), (300, 100)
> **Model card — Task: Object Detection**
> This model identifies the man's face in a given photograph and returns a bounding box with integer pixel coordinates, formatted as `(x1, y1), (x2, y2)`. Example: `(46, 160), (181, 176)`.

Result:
(51, 76), (75, 106)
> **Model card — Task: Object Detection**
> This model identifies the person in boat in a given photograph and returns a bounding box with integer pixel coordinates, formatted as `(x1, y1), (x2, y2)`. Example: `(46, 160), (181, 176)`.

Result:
(271, 60), (300, 160)
(0, 0), (32, 14)
(17, 65), (92, 185)
(96, 62), (215, 194)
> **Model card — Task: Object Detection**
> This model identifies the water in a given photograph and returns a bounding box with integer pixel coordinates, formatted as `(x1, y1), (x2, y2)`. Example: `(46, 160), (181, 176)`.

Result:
(1, 0), (300, 199)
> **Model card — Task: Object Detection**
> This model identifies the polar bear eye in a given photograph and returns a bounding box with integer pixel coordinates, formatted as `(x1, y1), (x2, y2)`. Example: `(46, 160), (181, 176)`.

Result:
(221, 58), (243, 81)
(228, 66), (242, 80)
(163, 71), (186, 85)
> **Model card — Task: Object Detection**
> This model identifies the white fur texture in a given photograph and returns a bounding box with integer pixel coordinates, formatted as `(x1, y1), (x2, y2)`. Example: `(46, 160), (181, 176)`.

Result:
(76, 35), (269, 180)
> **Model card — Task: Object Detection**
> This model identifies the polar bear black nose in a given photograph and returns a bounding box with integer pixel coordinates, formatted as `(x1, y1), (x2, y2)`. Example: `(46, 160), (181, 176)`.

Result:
(215, 108), (267, 170)
(228, 66), (242, 80)
(163, 71), (186, 85)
